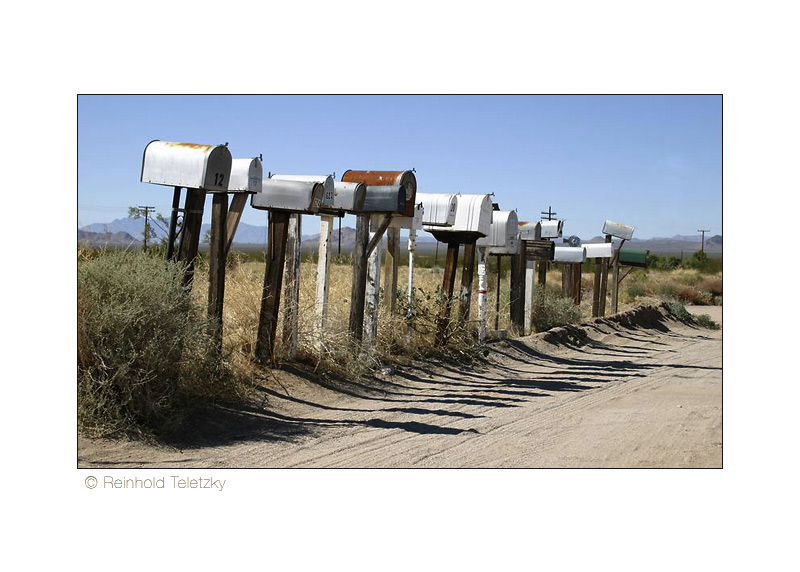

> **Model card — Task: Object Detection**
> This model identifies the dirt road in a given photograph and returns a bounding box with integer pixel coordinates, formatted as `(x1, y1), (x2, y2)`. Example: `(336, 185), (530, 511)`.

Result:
(78, 304), (722, 468)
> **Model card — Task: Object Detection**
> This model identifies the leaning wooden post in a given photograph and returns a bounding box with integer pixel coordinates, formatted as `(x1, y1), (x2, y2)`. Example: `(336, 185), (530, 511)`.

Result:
(177, 188), (207, 288)
(385, 226), (400, 317)
(255, 211), (290, 364)
(477, 246), (489, 342)
(435, 242), (460, 346)
(573, 262), (582, 305)
(457, 241), (477, 327)
(208, 192), (228, 345)
(610, 238), (626, 314)
(315, 214), (334, 353)
(224, 193), (249, 257)
(166, 186), (182, 261)
(282, 214), (301, 360)
(348, 214), (370, 342)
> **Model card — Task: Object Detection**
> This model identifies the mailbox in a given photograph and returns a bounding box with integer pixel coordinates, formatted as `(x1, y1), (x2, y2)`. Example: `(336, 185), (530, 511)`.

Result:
(518, 221), (540, 241)
(540, 219), (564, 239)
(361, 185), (405, 213)
(477, 210), (519, 254)
(427, 193), (493, 243)
(603, 220), (635, 240)
(325, 181), (366, 214)
(417, 193), (458, 227)
(388, 202), (424, 230)
(583, 243), (613, 258)
(554, 246), (587, 263)
(618, 248), (649, 267)
(341, 170), (417, 217)
(141, 140), (232, 192)
(227, 158), (262, 193)
(271, 175), (334, 209)
(251, 178), (324, 213)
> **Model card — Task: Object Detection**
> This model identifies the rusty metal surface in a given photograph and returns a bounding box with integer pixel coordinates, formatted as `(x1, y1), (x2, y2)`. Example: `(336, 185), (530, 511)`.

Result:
(342, 170), (417, 216)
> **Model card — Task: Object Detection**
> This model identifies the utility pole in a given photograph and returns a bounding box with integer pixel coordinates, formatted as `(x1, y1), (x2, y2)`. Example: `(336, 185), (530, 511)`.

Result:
(698, 229), (710, 254)
(541, 206), (557, 221)
(136, 205), (155, 249)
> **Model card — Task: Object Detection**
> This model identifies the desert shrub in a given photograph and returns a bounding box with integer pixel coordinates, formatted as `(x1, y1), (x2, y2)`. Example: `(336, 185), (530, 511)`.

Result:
(531, 288), (583, 333)
(697, 277), (722, 297)
(78, 250), (239, 437)
(666, 301), (720, 330)
(625, 282), (648, 300)
(649, 254), (681, 270)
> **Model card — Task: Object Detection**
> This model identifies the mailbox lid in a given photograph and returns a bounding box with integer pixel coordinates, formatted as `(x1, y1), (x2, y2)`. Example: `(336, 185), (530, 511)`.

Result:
(618, 248), (649, 267)
(228, 158), (262, 193)
(540, 219), (564, 239)
(477, 210), (519, 252)
(584, 243), (613, 258)
(342, 170), (417, 216)
(327, 181), (366, 213)
(271, 175), (334, 208)
(417, 193), (458, 227)
(554, 246), (587, 263)
(603, 220), (635, 240)
(452, 193), (493, 236)
(362, 185), (404, 213)
(251, 179), (323, 213)
(141, 140), (232, 192)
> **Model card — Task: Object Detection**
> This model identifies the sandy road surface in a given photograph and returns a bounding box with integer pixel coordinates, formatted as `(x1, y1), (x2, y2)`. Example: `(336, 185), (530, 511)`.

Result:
(79, 305), (722, 468)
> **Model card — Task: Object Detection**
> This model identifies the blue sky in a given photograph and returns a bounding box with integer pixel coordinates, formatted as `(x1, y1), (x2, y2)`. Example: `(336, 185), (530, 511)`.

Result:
(78, 95), (721, 239)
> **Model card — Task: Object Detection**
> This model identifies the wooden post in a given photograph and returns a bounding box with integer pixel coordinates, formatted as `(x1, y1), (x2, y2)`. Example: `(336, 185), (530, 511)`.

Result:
(592, 257), (602, 317)
(611, 238), (626, 314)
(224, 193), (249, 257)
(510, 239), (526, 335)
(477, 246), (488, 342)
(384, 226), (400, 316)
(348, 214), (370, 342)
(282, 214), (301, 360)
(524, 257), (535, 335)
(573, 262), (582, 305)
(315, 214), (334, 352)
(166, 186), (182, 262)
(598, 234), (612, 316)
(457, 241), (477, 327)
(207, 192), (228, 346)
(494, 254), (502, 330)
(255, 211), (290, 365)
(406, 228), (417, 345)
(177, 188), (206, 288)
(435, 242), (460, 346)
(561, 264), (570, 299)
(538, 258), (547, 286)
(364, 222), (384, 345)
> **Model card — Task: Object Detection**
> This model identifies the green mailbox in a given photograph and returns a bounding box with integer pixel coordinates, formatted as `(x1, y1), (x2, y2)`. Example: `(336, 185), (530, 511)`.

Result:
(618, 248), (649, 267)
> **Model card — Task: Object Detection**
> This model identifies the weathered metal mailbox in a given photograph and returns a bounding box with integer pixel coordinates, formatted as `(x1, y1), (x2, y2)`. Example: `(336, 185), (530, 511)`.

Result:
(618, 248), (649, 267)
(417, 193), (458, 228)
(270, 174), (335, 209)
(602, 220), (635, 240)
(341, 170), (417, 216)
(583, 243), (614, 258)
(540, 219), (564, 239)
(327, 181), (367, 214)
(251, 178), (325, 213)
(518, 221), (540, 241)
(477, 210), (519, 255)
(554, 246), (587, 263)
(427, 193), (493, 243)
(228, 158), (263, 193)
(141, 140), (232, 192)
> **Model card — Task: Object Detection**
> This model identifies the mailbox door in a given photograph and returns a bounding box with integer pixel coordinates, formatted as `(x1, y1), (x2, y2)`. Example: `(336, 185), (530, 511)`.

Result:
(228, 158), (262, 193)
(418, 193), (458, 227)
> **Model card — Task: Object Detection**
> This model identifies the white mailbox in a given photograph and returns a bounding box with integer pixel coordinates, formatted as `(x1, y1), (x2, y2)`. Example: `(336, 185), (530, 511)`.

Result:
(426, 193), (493, 243)
(603, 220), (635, 240)
(227, 157), (262, 193)
(327, 181), (366, 214)
(583, 243), (613, 258)
(518, 221), (540, 241)
(271, 175), (335, 210)
(540, 219), (564, 239)
(251, 178), (324, 213)
(388, 202), (424, 230)
(417, 193), (458, 227)
(141, 140), (232, 192)
(554, 246), (587, 263)
(477, 210), (519, 254)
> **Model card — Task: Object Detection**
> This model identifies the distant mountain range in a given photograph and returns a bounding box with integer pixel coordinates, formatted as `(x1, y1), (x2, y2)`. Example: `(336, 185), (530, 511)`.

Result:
(78, 217), (721, 255)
